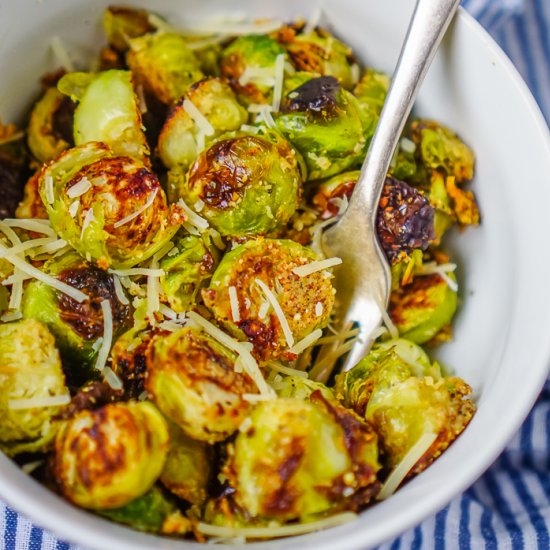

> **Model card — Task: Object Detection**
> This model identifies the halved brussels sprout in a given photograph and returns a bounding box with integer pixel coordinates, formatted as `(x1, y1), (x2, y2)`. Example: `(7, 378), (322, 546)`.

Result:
(58, 70), (149, 161)
(27, 87), (74, 164)
(224, 394), (380, 521)
(127, 33), (204, 105)
(389, 272), (458, 344)
(278, 26), (356, 90)
(276, 76), (368, 180)
(203, 239), (335, 361)
(160, 233), (218, 313)
(336, 341), (475, 473)
(100, 485), (191, 535)
(173, 129), (303, 237)
(160, 421), (212, 505)
(353, 68), (389, 117)
(103, 6), (155, 53)
(220, 34), (286, 105)
(411, 119), (475, 183)
(54, 401), (169, 510)
(145, 327), (256, 443)
(0, 319), (68, 456)
(38, 142), (183, 269)
(158, 77), (248, 171)
(22, 251), (132, 385)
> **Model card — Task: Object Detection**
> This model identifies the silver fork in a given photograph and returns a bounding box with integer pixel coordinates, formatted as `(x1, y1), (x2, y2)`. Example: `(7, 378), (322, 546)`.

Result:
(322, 0), (461, 373)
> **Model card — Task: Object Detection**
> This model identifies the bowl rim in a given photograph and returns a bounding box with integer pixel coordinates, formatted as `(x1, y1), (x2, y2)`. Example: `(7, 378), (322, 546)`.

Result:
(1, 5), (550, 550)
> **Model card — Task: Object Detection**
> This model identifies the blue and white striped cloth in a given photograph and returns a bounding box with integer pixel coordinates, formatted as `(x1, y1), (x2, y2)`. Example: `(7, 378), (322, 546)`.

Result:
(2, 1), (550, 548)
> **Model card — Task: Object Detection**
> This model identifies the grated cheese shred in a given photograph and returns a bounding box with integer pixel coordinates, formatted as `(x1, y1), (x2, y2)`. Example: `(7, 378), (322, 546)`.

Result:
(114, 188), (158, 228)
(94, 300), (113, 372)
(271, 54), (286, 112)
(67, 177), (92, 199)
(8, 393), (71, 410)
(177, 199), (209, 231)
(254, 278), (294, 348)
(292, 257), (342, 277)
(288, 328), (323, 355)
(228, 286), (241, 322)
(183, 98), (215, 136)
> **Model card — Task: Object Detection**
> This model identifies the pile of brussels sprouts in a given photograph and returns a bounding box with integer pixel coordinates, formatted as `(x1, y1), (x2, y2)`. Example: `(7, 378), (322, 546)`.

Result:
(0, 5), (480, 541)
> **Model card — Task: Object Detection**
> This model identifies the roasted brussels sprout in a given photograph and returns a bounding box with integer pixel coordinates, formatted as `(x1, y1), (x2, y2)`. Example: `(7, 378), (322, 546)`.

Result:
(0, 319), (68, 456)
(38, 142), (183, 269)
(127, 33), (204, 105)
(353, 68), (389, 117)
(58, 70), (149, 161)
(27, 87), (74, 164)
(173, 129), (303, 237)
(100, 485), (191, 535)
(160, 421), (212, 505)
(389, 272), (457, 344)
(220, 34), (286, 105)
(54, 401), (169, 509)
(103, 6), (155, 53)
(336, 341), (475, 473)
(158, 78), (248, 170)
(160, 234), (218, 313)
(278, 26), (356, 90)
(224, 394), (380, 520)
(276, 76), (368, 180)
(411, 119), (475, 184)
(22, 251), (132, 384)
(146, 327), (256, 443)
(203, 239), (335, 361)
(311, 172), (435, 263)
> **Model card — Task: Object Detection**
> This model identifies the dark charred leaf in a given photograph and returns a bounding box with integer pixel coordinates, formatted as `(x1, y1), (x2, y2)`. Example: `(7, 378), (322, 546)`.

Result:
(285, 76), (340, 116)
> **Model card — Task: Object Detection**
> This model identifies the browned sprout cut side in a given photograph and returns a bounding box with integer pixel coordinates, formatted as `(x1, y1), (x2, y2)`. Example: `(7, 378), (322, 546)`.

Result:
(146, 327), (256, 443)
(203, 239), (335, 361)
(54, 401), (169, 510)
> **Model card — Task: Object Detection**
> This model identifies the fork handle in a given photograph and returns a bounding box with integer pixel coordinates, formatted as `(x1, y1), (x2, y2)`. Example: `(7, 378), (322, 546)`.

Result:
(346, 0), (461, 226)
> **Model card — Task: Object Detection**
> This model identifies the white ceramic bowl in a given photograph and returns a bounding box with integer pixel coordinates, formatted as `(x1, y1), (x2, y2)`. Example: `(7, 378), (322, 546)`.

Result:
(1, 1), (550, 548)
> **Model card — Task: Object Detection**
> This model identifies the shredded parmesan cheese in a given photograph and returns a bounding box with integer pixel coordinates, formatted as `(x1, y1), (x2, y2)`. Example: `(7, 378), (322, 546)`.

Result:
(94, 300), (113, 372)
(292, 257), (342, 277)
(158, 320), (186, 332)
(0, 311), (23, 323)
(21, 460), (44, 475)
(113, 188), (158, 228)
(32, 239), (68, 256)
(112, 275), (130, 306)
(50, 36), (74, 72)
(304, 7), (323, 34)
(240, 124), (261, 134)
(380, 306), (399, 339)
(177, 199), (209, 231)
(159, 304), (178, 320)
(67, 177), (92, 199)
(197, 512), (356, 539)
(1, 219), (55, 237)
(194, 199), (205, 212)
(80, 209), (95, 240)
(0, 243), (88, 303)
(228, 286), (241, 322)
(44, 175), (55, 205)
(258, 300), (270, 320)
(147, 257), (161, 324)
(243, 393), (274, 403)
(288, 328), (323, 355)
(110, 268), (165, 277)
(400, 137), (416, 154)
(267, 361), (308, 379)
(248, 103), (274, 114)
(183, 98), (215, 136)
(255, 279), (294, 348)
(377, 432), (439, 500)
(271, 53), (286, 112)
(315, 302), (324, 317)
(186, 311), (273, 396)
(0, 237), (54, 258)
(8, 393), (71, 410)
(103, 366), (124, 390)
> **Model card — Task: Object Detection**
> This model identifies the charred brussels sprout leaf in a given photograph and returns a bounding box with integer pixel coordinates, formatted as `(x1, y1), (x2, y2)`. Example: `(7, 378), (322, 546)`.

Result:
(99, 485), (191, 535)
(336, 340), (475, 473)
(146, 327), (256, 443)
(27, 88), (74, 164)
(225, 395), (380, 520)
(58, 70), (149, 161)
(203, 239), (335, 361)
(220, 34), (286, 105)
(160, 234), (218, 313)
(175, 129), (303, 237)
(0, 319), (68, 456)
(127, 33), (204, 105)
(276, 76), (368, 180)
(158, 77), (248, 171)
(38, 142), (183, 269)
(389, 272), (457, 344)
(54, 401), (169, 509)
(103, 6), (155, 53)
(21, 251), (132, 385)
(278, 26), (356, 90)
(160, 421), (212, 505)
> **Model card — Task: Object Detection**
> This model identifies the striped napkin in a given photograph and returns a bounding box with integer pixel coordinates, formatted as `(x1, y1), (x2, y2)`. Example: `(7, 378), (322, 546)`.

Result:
(2, 1), (549, 548)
